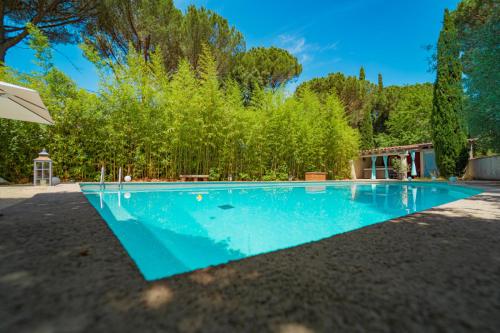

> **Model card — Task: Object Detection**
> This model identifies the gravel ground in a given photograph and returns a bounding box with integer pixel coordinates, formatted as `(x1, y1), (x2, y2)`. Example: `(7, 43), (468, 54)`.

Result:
(0, 183), (499, 333)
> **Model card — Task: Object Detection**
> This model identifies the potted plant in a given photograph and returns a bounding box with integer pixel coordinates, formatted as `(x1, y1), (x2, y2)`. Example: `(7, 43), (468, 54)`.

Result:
(391, 157), (408, 180)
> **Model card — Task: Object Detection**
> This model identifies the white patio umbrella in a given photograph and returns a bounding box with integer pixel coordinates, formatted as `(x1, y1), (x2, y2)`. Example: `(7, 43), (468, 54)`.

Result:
(0, 81), (53, 125)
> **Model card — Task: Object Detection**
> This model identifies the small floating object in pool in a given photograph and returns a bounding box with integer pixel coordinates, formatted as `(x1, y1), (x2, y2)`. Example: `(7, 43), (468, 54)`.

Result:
(124, 192), (131, 199)
(124, 175), (132, 182)
(196, 194), (203, 202)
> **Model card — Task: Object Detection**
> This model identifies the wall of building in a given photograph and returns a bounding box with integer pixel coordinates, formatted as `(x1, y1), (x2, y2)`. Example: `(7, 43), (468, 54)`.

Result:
(354, 152), (426, 179)
(465, 155), (500, 180)
(353, 158), (371, 179)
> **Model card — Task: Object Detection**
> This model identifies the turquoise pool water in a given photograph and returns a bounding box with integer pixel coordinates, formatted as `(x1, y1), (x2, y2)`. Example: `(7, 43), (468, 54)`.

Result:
(81, 182), (481, 280)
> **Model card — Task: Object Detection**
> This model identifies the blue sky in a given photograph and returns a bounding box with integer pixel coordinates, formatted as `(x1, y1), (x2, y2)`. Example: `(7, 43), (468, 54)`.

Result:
(7, 0), (460, 92)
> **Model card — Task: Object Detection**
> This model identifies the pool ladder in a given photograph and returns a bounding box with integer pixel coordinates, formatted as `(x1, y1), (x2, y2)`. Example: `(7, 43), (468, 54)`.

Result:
(99, 166), (123, 190)
(99, 167), (123, 210)
(118, 167), (122, 190)
(99, 166), (105, 190)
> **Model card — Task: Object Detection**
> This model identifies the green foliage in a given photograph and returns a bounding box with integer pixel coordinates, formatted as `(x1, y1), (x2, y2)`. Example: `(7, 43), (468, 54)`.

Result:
(296, 70), (436, 150)
(377, 73), (384, 93)
(359, 67), (365, 81)
(374, 84), (433, 146)
(296, 72), (375, 126)
(182, 5), (245, 77)
(391, 157), (407, 175)
(83, 1), (302, 96)
(84, 0), (245, 78)
(432, 10), (468, 177)
(26, 23), (53, 72)
(371, 89), (388, 134)
(84, 0), (182, 67)
(359, 110), (374, 150)
(208, 168), (221, 181)
(455, 0), (500, 152)
(262, 164), (289, 181)
(0, 119), (47, 183)
(232, 47), (302, 98)
(322, 95), (360, 177)
(1, 0), (97, 62)
(0, 37), (359, 183)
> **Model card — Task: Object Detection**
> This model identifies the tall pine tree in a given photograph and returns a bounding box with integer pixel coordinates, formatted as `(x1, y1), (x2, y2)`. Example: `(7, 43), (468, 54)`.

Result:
(359, 109), (374, 150)
(432, 9), (468, 177)
(377, 73), (383, 93)
(372, 73), (388, 135)
(359, 66), (366, 81)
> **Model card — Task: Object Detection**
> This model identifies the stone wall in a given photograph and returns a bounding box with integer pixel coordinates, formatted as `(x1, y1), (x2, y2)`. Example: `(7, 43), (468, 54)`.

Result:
(466, 155), (500, 180)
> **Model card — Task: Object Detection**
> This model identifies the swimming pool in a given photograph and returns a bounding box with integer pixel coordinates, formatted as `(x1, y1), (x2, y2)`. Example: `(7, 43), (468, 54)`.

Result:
(81, 182), (481, 280)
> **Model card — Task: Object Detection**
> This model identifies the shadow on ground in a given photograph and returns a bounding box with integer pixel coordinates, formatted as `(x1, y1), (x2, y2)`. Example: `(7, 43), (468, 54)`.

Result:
(0, 190), (499, 333)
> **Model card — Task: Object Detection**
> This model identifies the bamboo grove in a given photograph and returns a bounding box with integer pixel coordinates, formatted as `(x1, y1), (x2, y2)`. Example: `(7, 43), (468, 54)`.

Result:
(0, 39), (359, 182)
(3, 0), (495, 182)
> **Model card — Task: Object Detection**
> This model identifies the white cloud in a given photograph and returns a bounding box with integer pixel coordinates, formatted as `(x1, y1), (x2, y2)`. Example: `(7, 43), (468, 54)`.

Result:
(300, 54), (311, 63)
(277, 34), (312, 63)
(321, 42), (339, 51)
(278, 34), (307, 54)
(277, 34), (339, 64)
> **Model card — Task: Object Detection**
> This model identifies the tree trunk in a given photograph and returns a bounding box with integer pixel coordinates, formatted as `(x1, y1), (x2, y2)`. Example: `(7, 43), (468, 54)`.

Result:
(0, 47), (6, 65)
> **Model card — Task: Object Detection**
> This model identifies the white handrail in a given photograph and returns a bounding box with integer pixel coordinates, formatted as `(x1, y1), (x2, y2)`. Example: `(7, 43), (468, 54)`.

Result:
(118, 167), (122, 189)
(100, 166), (105, 189)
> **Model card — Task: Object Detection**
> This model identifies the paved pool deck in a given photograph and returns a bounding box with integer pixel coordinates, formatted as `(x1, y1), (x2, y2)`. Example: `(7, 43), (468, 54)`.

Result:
(0, 181), (499, 332)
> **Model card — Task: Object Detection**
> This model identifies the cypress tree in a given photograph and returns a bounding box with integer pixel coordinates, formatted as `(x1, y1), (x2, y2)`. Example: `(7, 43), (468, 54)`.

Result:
(372, 73), (387, 134)
(377, 73), (383, 93)
(432, 9), (468, 177)
(359, 66), (366, 81)
(359, 109), (374, 150)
